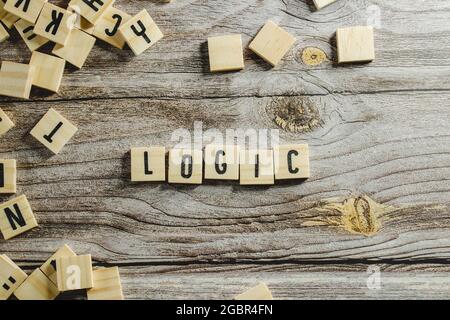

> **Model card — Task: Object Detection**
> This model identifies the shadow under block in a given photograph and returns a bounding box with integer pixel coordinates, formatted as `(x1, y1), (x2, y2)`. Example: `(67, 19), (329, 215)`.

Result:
(93, 6), (130, 49)
(239, 149), (275, 185)
(274, 144), (310, 180)
(30, 108), (78, 154)
(13, 268), (59, 300)
(0, 21), (9, 42)
(70, 0), (115, 25)
(52, 28), (96, 69)
(313, 0), (337, 10)
(29, 51), (65, 92)
(0, 61), (34, 99)
(14, 19), (49, 51)
(0, 159), (16, 194)
(56, 254), (94, 291)
(0, 254), (27, 300)
(3, 0), (47, 24)
(204, 144), (240, 180)
(131, 147), (166, 182)
(33, 3), (75, 45)
(0, 195), (38, 240)
(40, 244), (76, 285)
(337, 26), (375, 64)
(208, 34), (244, 72)
(249, 20), (296, 67)
(168, 149), (203, 184)
(234, 283), (273, 300)
(0, 108), (14, 137)
(87, 267), (123, 300)
(119, 9), (163, 56)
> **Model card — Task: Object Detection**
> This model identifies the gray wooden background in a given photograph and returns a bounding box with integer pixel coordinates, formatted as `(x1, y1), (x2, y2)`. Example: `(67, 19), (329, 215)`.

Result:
(1, 0), (450, 299)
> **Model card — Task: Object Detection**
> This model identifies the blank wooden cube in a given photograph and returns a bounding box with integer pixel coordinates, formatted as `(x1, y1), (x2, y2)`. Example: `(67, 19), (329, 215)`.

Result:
(240, 149), (274, 185)
(204, 144), (239, 180)
(0, 254), (27, 300)
(56, 254), (93, 291)
(14, 19), (49, 51)
(34, 3), (75, 45)
(69, 0), (114, 25)
(93, 6), (130, 49)
(52, 28), (96, 69)
(208, 34), (244, 72)
(235, 283), (273, 300)
(0, 159), (16, 194)
(0, 21), (9, 42)
(313, 0), (337, 10)
(40, 244), (76, 285)
(0, 195), (38, 240)
(87, 267), (123, 300)
(274, 144), (310, 180)
(67, 2), (95, 34)
(3, 0), (47, 23)
(249, 20), (296, 67)
(30, 52), (65, 93)
(13, 268), (59, 300)
(131, 147), (166, 182)
(1, 7), (20, 28)
(0, 108), (14, 137)
(30, 108), (78, 154)
(0, 61), (34, 99)
(119, 9), (163, 56)
(337, 26), (375, 63)
(168, 149), (202, 184)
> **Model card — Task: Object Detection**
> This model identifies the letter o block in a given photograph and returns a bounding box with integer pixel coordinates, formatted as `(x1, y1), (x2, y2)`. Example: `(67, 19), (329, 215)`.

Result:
(168, 149), (203, 184)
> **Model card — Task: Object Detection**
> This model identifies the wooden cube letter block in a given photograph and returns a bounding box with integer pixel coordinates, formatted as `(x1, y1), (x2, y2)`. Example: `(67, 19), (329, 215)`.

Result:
(56, 254), (93, 291)
(0, 108), (14, 137)
(240, 149), (274, 185)
(235, 283), (273, 300)
(87, 267), (123, 300)
(0, 21), (9, 42)
(69, 0), (115, 25)
(168, 149), (203, 184)
(30, 108), (78, 154)
(3, 0), (47, 23)
(0, 159), (16, 194)
(29, 51), (65, 93)
(131, 147), (166, 182)
(0, 254), (27, 300)
(40, 244), (76, 285)
(208, 34), (244, 72)
(33, 3), (75, 45)
(67, 4), (94, 34)
(274, 144), (309, 180)
(13, 268), (59, 300)
(313, 0), (337, 10)
(14, 19), (49, 51)
(93, 6), (130, 49)
(204, 144), (239, 180)
(0, 195), (38, 240)
(1, 6), (20, 28)
(52, 28), (96, 69)
(337, 26), (375, 63)
(249, 20), (296, 67)
(0, 61), (34, 99)
(119, 9), (163, 56)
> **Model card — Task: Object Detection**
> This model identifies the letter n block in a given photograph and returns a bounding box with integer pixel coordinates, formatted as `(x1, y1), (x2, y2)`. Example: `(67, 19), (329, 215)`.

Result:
(274, 144), (310, 180)
(0, 195), (38, 240)
(168, 149), (203, 184)
(56, 254), (93, 291)
(131, 147), (166, 182)
(0, 159), (16, 194)
(33, 3), (75, 45)
(0, 254), (27, 300)
(204, 144), (239, 180)
(239, 149), (274, 185)
(13, 268), (59, 300)
(3, 0), (47, 24)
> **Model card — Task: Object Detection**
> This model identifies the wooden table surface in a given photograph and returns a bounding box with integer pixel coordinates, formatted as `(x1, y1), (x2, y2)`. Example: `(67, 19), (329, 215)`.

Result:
(1, 0), (450, 300)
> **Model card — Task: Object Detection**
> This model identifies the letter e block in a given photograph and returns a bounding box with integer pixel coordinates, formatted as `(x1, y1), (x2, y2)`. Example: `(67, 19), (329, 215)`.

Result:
(0, 195), (38, 240)
(0, 159), (16, 194)
(240, 149), (274, 185)
(208, 34), (244, 72)
(235, 283), (273, 300)
(0, 61), (34, 99)
(34, 3), (75, 45)
(29, 51), (65, 92)
(93, 6), (130, 49)
(131, 147), (166, 182)
(3, 0), (47, 24)
(0, 108), (14, 137)
(0, 254), (27, 300)
(204, 145), (239, 180)
(56, 254), (93, 291)
(14, 268), (59, 300)
(337, 26), (375, 64)
(274, 144), (309, 180)
(87, 267), (123, 300)
(40, 244), (76, 285)
(168, 149), (203, 184)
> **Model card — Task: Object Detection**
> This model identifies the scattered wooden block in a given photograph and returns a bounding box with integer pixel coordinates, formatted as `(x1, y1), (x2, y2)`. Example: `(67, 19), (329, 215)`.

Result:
(119, 9), (163, 56)
(131, 147), (166, 182)
(168, 148), (203, 184)
(14, 19), (49, 51)
(208, 34), (244, 72)
(0, 195), (38, 240)
(67, 2), (94, 34)
(87, 267), (123, 300)
(0, 61), (34, 99)
(274, 144), (310, 180)
(3, 0), (47, 24)
(313, 0), (337, 10)
(0, 159), (16, 194)
(0, 254), (27, 300)
(1, 10), (20, 29)
(69, 0), (115, 25)
(52, 28), (96, 69)
(249, 20), (296, 67)
(337, 26), (375, 64)
(33, 3), (75, 45)
(240, 149), (274, 185)
(30, 108), (78, 154)
(56, 254), (94, 291)
(29, 51), (65, 93)
(93, 6), (130, 49)
(13, 268), (59, 300)
(204, 144), (239, 180)
(0, 108), (14, 137)
(40, 244), (76, 285)
(0, 20), (9, 42)
(235, 283), (273, 300)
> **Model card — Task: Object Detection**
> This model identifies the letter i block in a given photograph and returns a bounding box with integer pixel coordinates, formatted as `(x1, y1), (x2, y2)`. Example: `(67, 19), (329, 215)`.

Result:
(239, 149), (275, 185)
(70, 0), (115, 25)
(14, 19), (49, 51)
(39, 244), (76, 285)
(274, 144), (310, 180)
(0, 108), (14, 137)
(56, 254), (94, 291)
(13, 268), (59, 300)
(29, 51), (65, 92)
(33, 3), (75, 45)
(168, 149), (203, 184)
(93, 6), (130, 49)
(87, 267), (123, 300)
(0, 195), (38, 240)
(234, 283), (273, 300)
(0, 159), (16, 194)
(131, 147), (166, 182)
(204, 145), (239, 180)
(30, 108), (78, 154)
(119, 9), (163, 56)
(3, 0), (47, 24)
(0, 61), (34, 99)
(0, 254), (27, 300)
